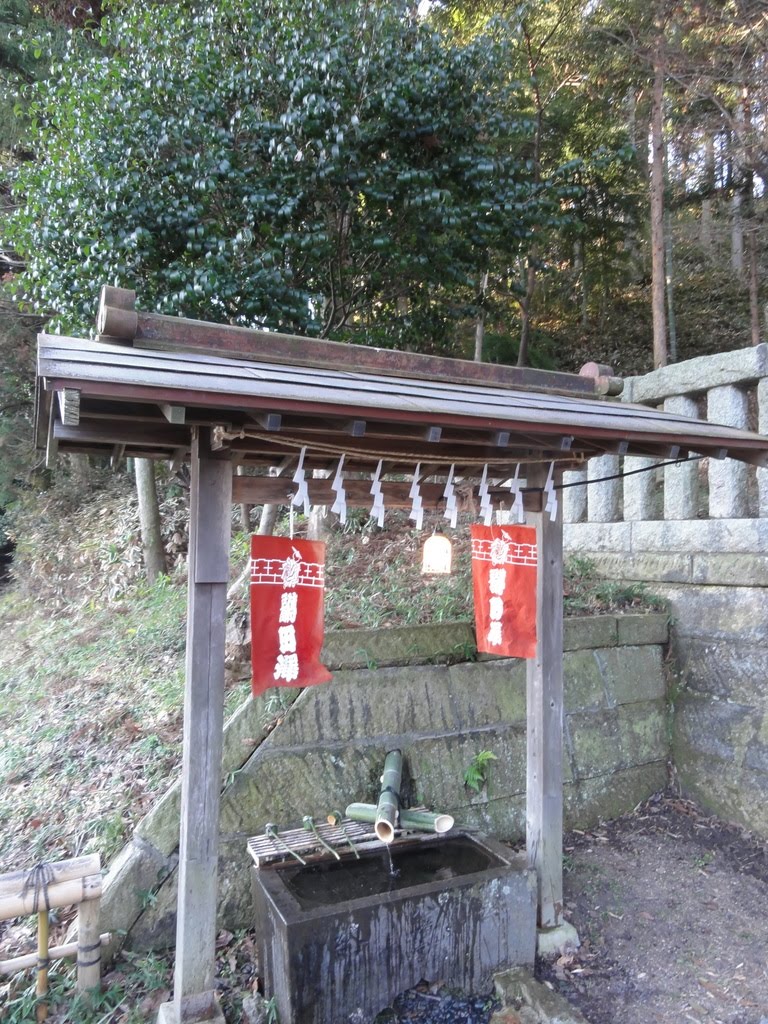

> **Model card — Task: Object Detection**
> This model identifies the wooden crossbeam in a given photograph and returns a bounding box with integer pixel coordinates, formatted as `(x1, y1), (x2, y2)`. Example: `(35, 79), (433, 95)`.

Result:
(231, 475), (543, 511)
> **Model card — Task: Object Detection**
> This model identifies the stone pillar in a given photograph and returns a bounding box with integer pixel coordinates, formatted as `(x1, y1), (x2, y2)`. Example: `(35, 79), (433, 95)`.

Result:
(758, 378), (768, 517)
(707, 384), (749, 518)
(562, 467), (588, 523)
(664, 395), (699, 519)
(587, 454), (620, 522)
(623, 457), (657, 521)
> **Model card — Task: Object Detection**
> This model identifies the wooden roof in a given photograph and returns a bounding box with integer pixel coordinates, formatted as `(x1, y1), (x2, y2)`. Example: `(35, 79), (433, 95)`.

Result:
(35, 288), (768, 505)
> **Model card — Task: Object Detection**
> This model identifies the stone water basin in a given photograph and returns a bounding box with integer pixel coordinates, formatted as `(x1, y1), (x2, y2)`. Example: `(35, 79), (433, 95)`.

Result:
(252, 832), (536, 1024)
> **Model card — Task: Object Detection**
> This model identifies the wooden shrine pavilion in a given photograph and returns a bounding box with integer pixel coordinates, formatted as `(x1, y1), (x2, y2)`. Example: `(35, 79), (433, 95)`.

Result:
(34, 285), (768, 1024)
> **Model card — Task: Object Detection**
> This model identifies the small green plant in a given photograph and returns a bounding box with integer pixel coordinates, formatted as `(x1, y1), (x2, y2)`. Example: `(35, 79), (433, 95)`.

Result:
(260, 689), (291, 729)
(693, 850), (715, 869)
(463, 750), (497, 793)
(266, 994), (280, 1023)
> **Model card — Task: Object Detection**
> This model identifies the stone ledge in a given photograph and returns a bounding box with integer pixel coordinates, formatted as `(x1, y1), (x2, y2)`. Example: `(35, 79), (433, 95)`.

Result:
(565, 518), (768, 562)
(323, 621), (476, 669)
(623, 343), (768, 404)
(615, 614), (669, 648)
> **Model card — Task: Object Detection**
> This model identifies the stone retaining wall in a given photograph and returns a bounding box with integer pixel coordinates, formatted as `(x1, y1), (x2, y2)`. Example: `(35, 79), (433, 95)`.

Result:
(564, 521), (768, 841)
(100, 614), (669, 952)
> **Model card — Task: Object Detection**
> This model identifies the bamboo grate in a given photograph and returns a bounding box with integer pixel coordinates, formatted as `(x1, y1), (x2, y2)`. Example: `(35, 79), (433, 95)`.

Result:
(247, 820), (398, 868)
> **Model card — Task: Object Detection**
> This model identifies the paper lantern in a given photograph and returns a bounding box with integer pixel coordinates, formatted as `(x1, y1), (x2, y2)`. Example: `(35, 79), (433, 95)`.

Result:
(421, 532), (452, 575)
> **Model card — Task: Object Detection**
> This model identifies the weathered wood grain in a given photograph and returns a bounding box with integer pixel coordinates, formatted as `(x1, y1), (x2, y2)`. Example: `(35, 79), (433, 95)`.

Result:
(526, 463), (565, 929)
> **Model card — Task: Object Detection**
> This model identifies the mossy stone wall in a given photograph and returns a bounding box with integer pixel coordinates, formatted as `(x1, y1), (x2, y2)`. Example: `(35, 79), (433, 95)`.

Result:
(101, 614), (669, 951)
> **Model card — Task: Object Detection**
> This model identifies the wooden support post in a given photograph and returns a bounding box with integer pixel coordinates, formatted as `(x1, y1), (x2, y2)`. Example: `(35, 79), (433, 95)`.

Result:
(161, 428), (231, 1024)
(526, 463), (564, 929)
(76, 877), (102, 993)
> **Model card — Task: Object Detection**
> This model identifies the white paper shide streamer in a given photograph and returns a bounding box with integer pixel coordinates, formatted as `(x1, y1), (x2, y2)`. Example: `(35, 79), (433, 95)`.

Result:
(409, 463), (424, 530)
(443, 464), (458, 528)
(291, 446), (310, 516)
(370, 459), (385, 527)
(478, 464), (492, 526)
(544, 461), (558, 522)
(509, 464), (527, 524)
(330, 454), (347, 524)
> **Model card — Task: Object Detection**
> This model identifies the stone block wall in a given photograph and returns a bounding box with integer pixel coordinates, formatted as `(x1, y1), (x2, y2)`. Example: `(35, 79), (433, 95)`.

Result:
(102, 614), (669, 951)
(564, 521), (768, 841)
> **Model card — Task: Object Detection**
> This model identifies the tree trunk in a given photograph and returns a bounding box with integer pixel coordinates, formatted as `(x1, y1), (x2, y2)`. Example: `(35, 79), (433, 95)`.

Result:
(650, 29), (668, 369)
(235, 466), (253, 532)
(700, 131), (715, 253)
(731, 107), (745, 274)
(748, 226), (760, 345)
(135, 457), (167, 582)
(741, 87), (760, 345)
(473, 271), (488, 362)
(517, 258), (537, 368)
(664, 207), (677, 362)
(574, 238), (588, 327)
(257, 504), (279, 536)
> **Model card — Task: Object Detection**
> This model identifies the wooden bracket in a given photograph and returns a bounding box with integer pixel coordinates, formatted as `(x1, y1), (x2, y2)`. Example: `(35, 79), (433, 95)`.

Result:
(160, 403), (186, 425)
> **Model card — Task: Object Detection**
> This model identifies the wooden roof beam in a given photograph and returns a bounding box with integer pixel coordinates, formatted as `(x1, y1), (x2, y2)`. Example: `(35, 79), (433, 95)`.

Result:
(94, 284), (615, 398)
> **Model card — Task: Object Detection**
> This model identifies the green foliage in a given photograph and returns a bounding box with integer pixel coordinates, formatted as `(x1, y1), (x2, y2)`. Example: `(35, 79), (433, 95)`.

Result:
(463, 749), (497, 793)
(8, 0), (577, 353)
(564, 556), (666, 614)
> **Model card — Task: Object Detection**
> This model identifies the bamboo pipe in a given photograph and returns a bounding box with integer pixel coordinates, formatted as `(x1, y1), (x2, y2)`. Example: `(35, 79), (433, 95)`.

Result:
(373, 749), (403, 844)
(0, 855), (100, 899)
(0, 875), (101, 922)
(76, 878), (102, 993)
(0, 935), (110, 976)
(36, 910), (48, 1022)
(346, 803), (455, 835)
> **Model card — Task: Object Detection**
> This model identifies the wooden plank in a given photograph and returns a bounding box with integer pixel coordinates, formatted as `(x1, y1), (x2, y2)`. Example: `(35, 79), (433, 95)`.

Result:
(172, 429), (231, 1021)
(231, 475), (544, 512)
(39, 368), (768, 469)
(35, 334), (763, 432)
(45, 404), (58, 469)
(50, 386), (765, 472)
(526, 463), (564, 929)
(103, 307), (604, 397)
(40, 342), (768, 450)
(42, 335), (615, 417)
(53, 420), (188, 448)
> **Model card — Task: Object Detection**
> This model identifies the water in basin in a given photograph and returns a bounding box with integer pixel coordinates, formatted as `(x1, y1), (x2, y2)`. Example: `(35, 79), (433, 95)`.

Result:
(279, 835), (503, 910)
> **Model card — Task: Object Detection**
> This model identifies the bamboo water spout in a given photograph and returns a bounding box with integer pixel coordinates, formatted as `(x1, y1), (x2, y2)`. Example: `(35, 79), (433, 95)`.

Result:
(374, 750), (403, 844)
(346, 803), (455, 835)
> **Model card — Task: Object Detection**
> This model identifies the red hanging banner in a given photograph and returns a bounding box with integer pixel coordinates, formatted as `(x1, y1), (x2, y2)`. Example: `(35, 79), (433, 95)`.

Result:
(470, 524), (538, 659)
(249, 536), (332, 697)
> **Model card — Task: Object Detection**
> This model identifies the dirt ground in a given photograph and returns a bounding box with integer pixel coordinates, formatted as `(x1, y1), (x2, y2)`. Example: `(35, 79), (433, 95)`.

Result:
(540, 793), (768, 1024)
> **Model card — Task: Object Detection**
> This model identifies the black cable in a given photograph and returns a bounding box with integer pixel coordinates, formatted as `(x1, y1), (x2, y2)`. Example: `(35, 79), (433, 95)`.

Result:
(522, 455), (704, 493)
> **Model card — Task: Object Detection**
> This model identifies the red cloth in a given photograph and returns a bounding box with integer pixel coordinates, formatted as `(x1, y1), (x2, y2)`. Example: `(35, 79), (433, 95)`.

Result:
(470, 524), (538, 659)
(249, 536), (332, 697)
